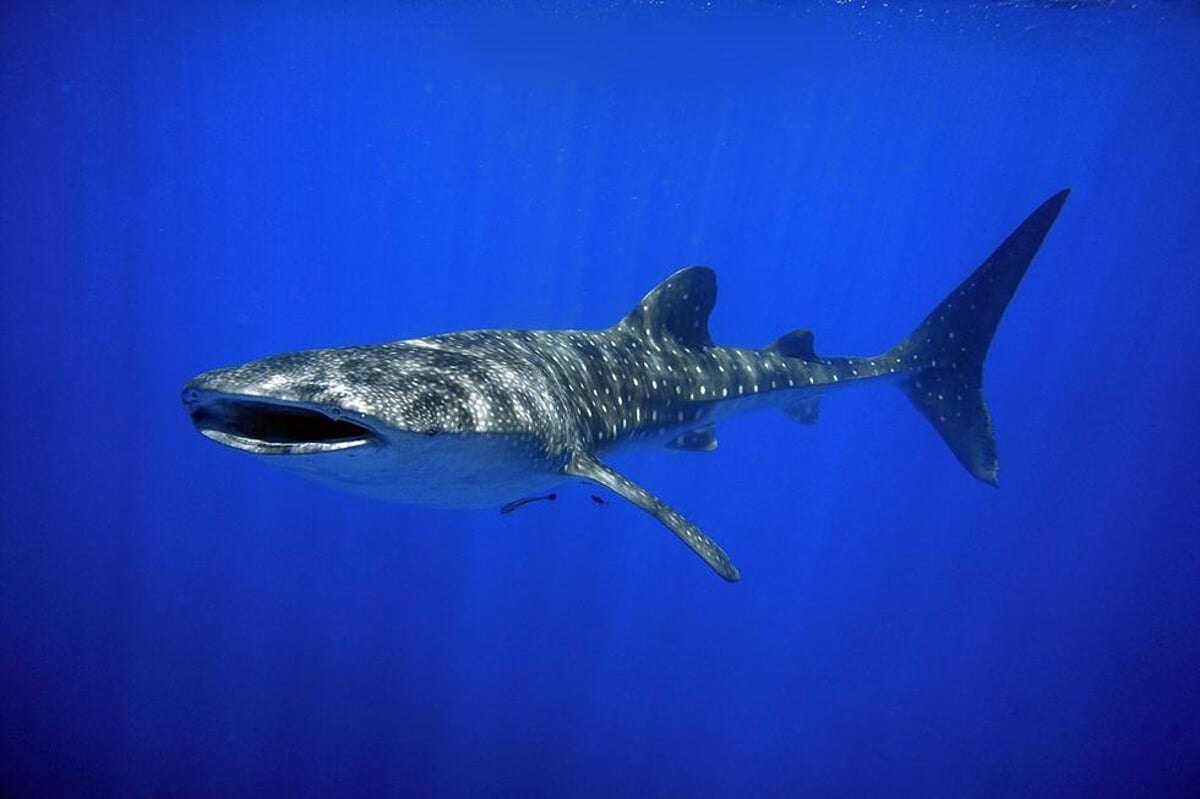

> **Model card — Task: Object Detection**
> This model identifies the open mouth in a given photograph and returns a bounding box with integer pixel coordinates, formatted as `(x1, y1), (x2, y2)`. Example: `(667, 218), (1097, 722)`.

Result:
(187, 396), (375, 455)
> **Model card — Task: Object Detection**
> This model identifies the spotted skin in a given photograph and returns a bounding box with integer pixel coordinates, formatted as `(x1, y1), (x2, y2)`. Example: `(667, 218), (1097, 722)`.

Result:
(182, 190), (1069, 581)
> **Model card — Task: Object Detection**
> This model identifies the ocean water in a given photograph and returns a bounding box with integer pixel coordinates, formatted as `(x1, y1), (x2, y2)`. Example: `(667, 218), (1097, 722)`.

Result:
(2, 2), (1198, 797)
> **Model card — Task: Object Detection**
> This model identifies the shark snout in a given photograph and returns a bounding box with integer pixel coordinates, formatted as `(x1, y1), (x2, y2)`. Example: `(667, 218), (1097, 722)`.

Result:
(180, 381), (205, 409)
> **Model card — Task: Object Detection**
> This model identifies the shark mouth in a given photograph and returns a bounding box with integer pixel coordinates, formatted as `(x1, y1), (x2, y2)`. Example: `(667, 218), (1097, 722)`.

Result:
(187, 396), (376, 455)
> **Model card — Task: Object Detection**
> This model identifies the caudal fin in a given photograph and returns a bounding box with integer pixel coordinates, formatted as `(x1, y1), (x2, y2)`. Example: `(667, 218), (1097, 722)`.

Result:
(892, 189), (1070, 486)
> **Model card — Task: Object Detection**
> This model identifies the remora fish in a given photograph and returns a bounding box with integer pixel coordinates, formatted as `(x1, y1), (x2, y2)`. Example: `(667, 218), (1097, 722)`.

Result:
(182, 190), (1069, 581)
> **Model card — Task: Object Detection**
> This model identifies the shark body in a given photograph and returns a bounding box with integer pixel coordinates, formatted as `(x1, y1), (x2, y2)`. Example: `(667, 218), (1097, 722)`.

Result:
(182, 190), (1069, 581)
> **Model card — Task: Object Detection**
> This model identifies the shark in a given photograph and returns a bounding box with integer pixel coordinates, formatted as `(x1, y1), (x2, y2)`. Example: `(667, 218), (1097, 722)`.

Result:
(182, 190), (1069, 581)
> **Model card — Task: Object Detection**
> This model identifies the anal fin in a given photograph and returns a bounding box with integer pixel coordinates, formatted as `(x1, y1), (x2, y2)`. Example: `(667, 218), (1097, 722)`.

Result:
(563, 451), (739, 582)
(783, 397), (820, 425)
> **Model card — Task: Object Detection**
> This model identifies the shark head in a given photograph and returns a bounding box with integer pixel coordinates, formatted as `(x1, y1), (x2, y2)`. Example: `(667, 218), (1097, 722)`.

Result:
(181, 341), (563, 507)
(183, 344), (470, 453)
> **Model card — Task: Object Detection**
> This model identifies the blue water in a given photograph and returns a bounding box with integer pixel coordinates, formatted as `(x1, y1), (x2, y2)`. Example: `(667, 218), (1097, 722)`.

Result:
(2, 2), (1198, 797)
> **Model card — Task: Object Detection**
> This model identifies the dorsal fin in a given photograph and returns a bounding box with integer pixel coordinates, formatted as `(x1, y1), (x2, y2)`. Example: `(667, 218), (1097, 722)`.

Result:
(619, 267), (716, 349)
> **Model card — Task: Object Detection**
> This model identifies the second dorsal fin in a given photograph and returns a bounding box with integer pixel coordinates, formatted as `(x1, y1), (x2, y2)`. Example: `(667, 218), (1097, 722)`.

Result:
(768, 328), (818, 360)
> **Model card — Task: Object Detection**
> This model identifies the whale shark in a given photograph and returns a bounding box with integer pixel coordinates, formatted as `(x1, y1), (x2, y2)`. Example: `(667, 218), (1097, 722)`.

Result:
(182, 190), (1069, 581)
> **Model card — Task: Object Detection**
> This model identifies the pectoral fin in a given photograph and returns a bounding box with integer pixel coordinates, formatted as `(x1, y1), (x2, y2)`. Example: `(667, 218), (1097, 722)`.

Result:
(563, 451), (740, 582)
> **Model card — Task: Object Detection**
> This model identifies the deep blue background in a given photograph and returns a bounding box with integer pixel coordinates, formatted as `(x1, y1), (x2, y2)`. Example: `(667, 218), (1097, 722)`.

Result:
(2, 2), (1198, 797)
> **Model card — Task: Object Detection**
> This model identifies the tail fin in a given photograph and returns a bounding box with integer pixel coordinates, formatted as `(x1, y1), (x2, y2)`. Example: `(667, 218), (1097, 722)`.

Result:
(892, 190), (1070, 485)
